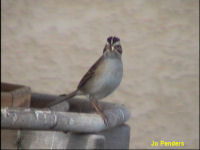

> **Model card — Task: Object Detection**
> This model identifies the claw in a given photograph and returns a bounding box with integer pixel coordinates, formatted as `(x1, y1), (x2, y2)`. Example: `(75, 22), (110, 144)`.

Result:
(97, 110), (109, 126)
(102, 114), (109, 127)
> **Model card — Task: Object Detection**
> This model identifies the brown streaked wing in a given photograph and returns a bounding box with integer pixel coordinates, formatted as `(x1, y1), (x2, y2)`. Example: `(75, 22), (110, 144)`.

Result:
(77, 55), (104, 89)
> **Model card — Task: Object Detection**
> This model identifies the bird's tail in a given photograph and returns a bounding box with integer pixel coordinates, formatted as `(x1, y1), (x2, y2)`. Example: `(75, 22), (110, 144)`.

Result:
(47, 90), (78, 107)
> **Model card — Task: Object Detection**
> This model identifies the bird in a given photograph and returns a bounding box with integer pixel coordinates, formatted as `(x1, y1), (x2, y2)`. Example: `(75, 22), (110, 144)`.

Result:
(48, 36), (123, 125)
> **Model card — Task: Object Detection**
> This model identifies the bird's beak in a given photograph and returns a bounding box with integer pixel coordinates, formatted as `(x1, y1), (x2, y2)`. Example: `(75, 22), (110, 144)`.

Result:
(111, 46), (114, 51)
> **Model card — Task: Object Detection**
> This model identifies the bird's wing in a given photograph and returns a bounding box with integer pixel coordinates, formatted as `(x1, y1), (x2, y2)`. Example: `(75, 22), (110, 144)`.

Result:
(77, 55), (104, 89)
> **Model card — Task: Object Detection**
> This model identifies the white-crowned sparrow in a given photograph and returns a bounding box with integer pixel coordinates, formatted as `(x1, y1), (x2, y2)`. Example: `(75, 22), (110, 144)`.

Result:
(48, 36), (123, 125)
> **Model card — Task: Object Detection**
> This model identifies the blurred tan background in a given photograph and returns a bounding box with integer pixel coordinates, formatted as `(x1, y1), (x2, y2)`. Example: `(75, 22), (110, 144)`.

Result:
(1, 0), (199, 149)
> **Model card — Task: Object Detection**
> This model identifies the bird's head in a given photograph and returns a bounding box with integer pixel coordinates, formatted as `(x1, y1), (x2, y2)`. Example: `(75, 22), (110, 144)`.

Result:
(103, 36), (122, 55)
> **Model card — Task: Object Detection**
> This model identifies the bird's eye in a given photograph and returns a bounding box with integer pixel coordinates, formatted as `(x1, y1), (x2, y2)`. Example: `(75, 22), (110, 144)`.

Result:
(115, 45), (121, 49)
(115, 45), (122, 54)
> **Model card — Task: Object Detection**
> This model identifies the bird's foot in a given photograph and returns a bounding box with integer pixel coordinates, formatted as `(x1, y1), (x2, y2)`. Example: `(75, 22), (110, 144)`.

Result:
(99, 111), (109, 127)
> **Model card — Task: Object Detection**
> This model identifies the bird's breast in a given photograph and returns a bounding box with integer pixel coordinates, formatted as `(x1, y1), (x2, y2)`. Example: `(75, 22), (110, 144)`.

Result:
(91, 57), (123, 99)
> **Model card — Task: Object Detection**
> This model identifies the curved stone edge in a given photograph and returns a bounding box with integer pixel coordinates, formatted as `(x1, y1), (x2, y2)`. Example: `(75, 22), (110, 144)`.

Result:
(1, 100), (130, 133)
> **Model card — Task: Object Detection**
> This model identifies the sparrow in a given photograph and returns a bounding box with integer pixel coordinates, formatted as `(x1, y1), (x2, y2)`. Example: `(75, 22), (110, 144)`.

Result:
(48, 36), (123, 125)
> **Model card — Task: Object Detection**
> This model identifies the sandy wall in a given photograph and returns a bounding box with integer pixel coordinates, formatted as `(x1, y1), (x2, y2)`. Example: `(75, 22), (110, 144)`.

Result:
(2, 0), (199, 149)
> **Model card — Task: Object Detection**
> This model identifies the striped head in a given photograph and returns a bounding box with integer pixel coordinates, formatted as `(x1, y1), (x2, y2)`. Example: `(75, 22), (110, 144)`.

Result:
(103, 36), (122, 55)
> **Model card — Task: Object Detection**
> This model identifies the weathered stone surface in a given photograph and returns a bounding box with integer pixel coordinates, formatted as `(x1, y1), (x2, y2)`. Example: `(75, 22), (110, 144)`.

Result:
(1, 83), (32, 149)
(1, 130), (19, 149)
(1, 92), (13, 107)
(99, 124), (130, 149)
(1, 83), (31, 108)
(66, 133), (105, 149)
(20, 127), (131, 149)
(21, 131), (68, 149)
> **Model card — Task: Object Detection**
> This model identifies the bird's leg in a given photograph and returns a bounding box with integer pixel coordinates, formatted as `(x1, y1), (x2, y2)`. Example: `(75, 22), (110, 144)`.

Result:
(93, 99), (104, 112)
(90, 98), (108, 126)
